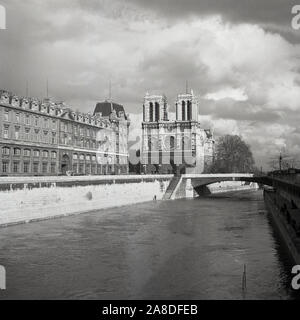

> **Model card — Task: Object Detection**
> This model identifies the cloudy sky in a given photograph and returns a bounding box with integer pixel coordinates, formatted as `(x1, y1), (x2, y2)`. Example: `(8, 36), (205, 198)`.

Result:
(1, 0), (300, 169)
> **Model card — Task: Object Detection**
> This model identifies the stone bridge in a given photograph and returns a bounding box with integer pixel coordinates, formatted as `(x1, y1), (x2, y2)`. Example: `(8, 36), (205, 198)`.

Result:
(163, 173), (272, 200)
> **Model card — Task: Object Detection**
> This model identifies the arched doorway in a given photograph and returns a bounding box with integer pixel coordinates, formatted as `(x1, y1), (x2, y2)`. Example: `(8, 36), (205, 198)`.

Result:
(61, 154), (70, 175)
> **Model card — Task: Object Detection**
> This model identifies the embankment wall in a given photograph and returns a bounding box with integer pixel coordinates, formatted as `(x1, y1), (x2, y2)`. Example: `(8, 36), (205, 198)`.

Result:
(0, 175), (171, 227)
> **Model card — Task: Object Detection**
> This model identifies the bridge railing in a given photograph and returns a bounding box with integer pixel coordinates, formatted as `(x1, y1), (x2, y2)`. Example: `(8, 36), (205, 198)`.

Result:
(182, 173), (254, 179)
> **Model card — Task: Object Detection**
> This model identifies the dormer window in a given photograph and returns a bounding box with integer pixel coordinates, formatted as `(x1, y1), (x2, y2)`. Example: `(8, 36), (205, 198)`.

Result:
(12, 97), (20, 107)
(31, 101), (39, 111)
(22, 99), (29, 109)
(42, 105), (48, 113)
(0, 93), (9, 103)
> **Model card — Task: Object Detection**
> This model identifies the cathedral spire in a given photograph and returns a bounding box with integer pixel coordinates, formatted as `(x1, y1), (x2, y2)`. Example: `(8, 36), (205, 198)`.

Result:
(46, 78), (49, 99)
(26, 80), (29, 97)
(108, 80), (112, 101)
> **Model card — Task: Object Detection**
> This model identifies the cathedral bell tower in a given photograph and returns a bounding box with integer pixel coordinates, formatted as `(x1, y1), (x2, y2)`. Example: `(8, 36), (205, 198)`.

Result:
(143, 93), (168, 123)
(175, 89), (199, 122)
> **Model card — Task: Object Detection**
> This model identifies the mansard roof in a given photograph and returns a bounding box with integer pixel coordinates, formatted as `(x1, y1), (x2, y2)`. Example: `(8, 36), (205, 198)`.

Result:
(94, 100), (127, 119)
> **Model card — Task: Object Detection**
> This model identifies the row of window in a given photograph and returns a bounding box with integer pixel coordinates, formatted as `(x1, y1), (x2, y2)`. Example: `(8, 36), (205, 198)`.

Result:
(1, 147), (57, 159)
(2, 127), (123, 154)
(3, 110), (57, 129)
(71, 164), (125, 175)
(72, 163), (100, 175)
(1, 161), (57, 174)
(60, 122), (97, 138)
(60, 134), (97, 149)
(3, 111), (103, 138)
(2, 127), (118, 152)
(0, 147), (110, 163)
(72, 154), (97, 162)
(2, 124), (112, 149)
(0, 161), (122, 175)
(3, 125), (57, 144)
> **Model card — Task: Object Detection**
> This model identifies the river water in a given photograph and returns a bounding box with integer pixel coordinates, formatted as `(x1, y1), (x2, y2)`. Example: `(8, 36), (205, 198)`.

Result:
(0, 190), (299, 300)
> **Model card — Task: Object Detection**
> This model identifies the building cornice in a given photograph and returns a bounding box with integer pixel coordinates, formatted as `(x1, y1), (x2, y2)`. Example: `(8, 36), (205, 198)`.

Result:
(0, 102), (119, 131)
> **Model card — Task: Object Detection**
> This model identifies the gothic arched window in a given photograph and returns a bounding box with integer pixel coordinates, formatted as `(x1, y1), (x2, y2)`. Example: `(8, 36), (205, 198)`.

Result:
(155, 102), (160, 122)
(182, 101), (186, 121)
(187, 100), (192, 120)
(149, 102), (154, 122)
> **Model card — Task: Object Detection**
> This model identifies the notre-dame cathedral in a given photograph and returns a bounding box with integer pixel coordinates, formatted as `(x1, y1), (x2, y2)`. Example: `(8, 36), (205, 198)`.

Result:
(141, 90), (214, 174)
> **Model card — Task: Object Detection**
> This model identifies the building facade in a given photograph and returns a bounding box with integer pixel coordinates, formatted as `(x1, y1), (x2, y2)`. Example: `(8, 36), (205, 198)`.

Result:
(141, 90), (214, 174)
(0, 90), (130, 176)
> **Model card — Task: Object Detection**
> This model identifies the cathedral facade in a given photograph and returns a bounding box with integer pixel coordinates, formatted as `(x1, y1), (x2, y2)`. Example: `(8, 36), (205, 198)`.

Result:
(0, 90), (130, 176)
(141, 91), (214, 174)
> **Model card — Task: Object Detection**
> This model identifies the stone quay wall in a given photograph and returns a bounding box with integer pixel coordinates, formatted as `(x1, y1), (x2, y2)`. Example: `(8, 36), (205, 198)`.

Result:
(0, 175), (172, 227)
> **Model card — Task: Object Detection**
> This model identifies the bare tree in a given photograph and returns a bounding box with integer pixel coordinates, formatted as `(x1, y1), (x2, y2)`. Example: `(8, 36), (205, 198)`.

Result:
(210, 135), (255, 173)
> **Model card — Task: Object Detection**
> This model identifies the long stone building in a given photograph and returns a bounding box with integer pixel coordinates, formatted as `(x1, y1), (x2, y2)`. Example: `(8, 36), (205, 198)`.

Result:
(0, 90), (130, 176)
(141, 90), (214, 174)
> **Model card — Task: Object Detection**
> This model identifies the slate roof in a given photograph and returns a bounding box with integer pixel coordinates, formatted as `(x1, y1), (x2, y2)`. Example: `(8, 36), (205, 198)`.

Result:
(94, 100), (127, 119)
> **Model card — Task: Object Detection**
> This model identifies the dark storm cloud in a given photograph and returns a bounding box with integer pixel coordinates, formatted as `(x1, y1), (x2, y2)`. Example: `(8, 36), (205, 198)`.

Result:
(199, 98), (281, 123)
(128, 0), (295, 26)
(1, 0), (300, 168)
(127, 0), (300, 42)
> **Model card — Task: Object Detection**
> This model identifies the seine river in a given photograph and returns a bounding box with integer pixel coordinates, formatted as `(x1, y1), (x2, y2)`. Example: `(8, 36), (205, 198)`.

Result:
(0, 190), (299, 300)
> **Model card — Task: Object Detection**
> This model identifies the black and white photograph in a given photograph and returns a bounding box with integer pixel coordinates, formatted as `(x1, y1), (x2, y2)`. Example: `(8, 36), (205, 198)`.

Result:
(1, 0), (300, 309)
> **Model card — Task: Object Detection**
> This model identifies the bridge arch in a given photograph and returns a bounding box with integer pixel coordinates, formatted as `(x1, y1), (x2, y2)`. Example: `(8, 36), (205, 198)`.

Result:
(183, 174), (273, 197)
(164, 173), (274, 200)
(185, 174), (272, 186)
